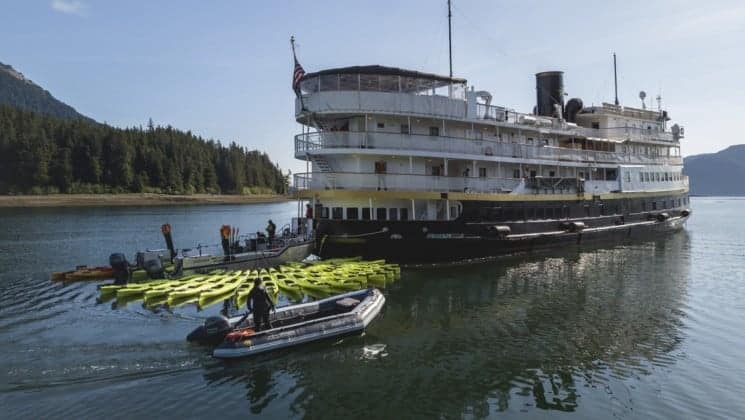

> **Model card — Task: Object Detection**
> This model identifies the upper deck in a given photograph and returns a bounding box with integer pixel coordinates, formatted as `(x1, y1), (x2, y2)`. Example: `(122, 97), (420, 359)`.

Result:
(296, 65), (677, 145)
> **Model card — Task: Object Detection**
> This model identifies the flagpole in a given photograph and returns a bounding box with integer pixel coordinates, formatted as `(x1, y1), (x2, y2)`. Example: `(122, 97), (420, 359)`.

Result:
(291, 36), (307, 112)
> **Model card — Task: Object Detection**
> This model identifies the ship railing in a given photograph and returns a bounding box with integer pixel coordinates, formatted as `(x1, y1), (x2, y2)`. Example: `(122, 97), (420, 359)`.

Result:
(295, 172), (534, 194)
(294, 131), (683, 166)
(299, 74), (467, 100)
(474, 103), (675, 142)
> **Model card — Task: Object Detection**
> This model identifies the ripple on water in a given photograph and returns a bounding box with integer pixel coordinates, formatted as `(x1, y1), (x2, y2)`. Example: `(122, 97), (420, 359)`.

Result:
(2, 199), (745, 418)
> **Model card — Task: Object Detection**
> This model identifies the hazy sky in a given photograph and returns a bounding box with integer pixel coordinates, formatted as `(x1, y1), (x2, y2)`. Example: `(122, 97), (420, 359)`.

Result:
(2, 0), (744, 173)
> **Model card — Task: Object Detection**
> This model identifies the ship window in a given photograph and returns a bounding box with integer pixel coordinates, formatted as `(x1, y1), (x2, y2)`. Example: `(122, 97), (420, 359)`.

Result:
(529, 170), (537, 178)
(599, 204), (606, 215)
(332, 207), (343, 219)
(321, 207), (330, 219)
(376, 208), (387, 220)
(652, 202), (657, 210)
(644, 172), (650, 182)
(361, 207), (371, 220)
(479, 168), (487, 178)
(389, 208), (399, 221)
(429, 126), (440, 136)
(527, 137), (534, 145)
(400, 208), (409, 221)
(339, 74), (359, 90)
(431, 166), (442, 176)
(377, 122), (385, 129)
(584, 205), (591, 217)
(360, 74), (379, 91)
(513, 169), (520, 179)
(320, 74), (339, 91)
(400, 76), (418, 93)
(300, 77), (320, 94)
(606, 169), (617, 181)
(639, 173), (643, 182)
(592, 122), (600, 129)
(400, 124), (410, 134)
(642, 201), (647, 211)
(379, 75), (399, 92)
(346, 207), (359, 220)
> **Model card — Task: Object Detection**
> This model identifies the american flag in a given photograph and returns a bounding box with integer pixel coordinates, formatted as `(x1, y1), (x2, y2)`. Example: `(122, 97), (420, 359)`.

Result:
(292, 57), (305, 95)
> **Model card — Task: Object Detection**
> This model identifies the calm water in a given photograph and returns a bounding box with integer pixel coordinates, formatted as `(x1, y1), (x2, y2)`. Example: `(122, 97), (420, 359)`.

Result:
(1, 198), (744, 419)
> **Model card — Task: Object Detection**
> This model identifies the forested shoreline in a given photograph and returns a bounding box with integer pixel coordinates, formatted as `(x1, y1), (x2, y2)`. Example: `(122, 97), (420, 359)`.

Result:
(0, 105), (288, 195)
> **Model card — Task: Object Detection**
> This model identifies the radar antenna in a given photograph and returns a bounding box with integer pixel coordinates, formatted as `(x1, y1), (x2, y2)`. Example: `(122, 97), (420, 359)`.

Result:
(639, 91), (646, 109)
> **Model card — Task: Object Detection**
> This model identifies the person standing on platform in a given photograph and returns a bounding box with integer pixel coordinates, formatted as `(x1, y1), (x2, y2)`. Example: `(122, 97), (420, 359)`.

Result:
(266, 219), (276, 244)
(241, 278), (275, 331)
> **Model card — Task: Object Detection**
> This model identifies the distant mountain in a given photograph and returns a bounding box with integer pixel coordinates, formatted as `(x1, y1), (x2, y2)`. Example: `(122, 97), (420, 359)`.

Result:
(683, 145), (745, 196)
(0, 61), (91, 121)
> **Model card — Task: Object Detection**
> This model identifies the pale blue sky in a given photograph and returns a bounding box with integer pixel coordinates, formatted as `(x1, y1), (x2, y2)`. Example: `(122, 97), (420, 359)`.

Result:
(2, 0), (744, 172)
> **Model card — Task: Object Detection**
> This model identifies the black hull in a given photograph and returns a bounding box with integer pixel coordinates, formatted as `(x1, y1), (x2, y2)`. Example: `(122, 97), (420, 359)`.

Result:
(314, 193), (691, 263)
(319, 216), (687, 263)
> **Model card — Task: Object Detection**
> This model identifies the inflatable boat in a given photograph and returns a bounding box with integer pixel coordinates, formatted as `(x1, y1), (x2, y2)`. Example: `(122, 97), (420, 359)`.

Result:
(187, 288), (385, 358)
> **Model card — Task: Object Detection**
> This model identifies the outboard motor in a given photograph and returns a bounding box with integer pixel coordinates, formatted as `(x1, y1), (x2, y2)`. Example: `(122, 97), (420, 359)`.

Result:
(186, 315), (232, 345)
(109, 253), (131, 285)
(144, 257), (165, 279)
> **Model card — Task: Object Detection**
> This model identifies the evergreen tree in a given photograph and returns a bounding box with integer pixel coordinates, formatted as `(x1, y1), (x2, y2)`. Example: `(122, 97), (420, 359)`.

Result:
(0, 105), (288, 195)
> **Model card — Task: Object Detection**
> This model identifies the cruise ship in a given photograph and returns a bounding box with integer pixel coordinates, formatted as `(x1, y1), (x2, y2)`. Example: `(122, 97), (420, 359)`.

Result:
(291, 57), (690, 262)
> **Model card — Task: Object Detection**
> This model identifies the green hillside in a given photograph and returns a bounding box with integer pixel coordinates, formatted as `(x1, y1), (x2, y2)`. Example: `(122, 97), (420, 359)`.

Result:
(0, 105), (287, 195)
(683, 145), (745, 196)
(0, 62), (91, 121)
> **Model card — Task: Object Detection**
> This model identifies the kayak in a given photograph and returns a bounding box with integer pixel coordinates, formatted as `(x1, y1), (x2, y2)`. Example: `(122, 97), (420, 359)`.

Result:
(52, 266), (114, 281)
(167, 274), (228, 305)
(234, 282), (255, 308)
(198, 272), (247, 308)
(186, 288), (385, 359)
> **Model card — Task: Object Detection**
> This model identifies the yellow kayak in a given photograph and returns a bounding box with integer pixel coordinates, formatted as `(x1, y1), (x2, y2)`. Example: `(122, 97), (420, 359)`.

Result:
(198, 272), (247, 307)
(167, 274), (228, 305)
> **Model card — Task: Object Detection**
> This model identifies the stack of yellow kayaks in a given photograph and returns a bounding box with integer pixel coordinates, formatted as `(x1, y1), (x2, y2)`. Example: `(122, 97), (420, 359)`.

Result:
(96, 259), (401, 310)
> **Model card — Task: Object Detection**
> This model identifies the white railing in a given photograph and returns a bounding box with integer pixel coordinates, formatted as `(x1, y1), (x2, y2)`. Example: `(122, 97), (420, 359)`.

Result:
(474, 103), (675, 143)
(294, 172), (688, 195)
(294, 172), (524, 194)
(294, 131), (683, 166)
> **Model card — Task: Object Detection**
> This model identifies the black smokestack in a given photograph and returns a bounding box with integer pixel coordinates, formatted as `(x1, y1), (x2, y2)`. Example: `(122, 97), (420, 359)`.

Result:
(536, 71), (564, 118)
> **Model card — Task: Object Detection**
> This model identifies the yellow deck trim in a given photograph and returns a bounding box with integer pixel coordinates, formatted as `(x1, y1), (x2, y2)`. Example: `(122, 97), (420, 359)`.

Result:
(295, 188), (688, 202)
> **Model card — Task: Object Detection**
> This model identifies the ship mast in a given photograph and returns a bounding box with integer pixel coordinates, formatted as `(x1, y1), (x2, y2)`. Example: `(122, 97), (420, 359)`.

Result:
(613, 52), (619, 106)
(448, 0), (453, 78)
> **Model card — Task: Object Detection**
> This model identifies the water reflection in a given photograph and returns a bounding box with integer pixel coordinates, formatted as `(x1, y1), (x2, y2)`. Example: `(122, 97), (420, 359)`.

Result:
(202, 232), (691, 417)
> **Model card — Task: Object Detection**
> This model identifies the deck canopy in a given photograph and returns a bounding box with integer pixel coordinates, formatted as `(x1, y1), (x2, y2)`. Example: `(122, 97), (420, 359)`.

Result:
(300, 65), (467, 99)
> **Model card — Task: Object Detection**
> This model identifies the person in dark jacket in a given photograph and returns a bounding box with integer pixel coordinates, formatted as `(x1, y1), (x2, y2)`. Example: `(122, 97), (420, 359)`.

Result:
(266, 219), (276, 243)
(245, 277), (275, 331)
